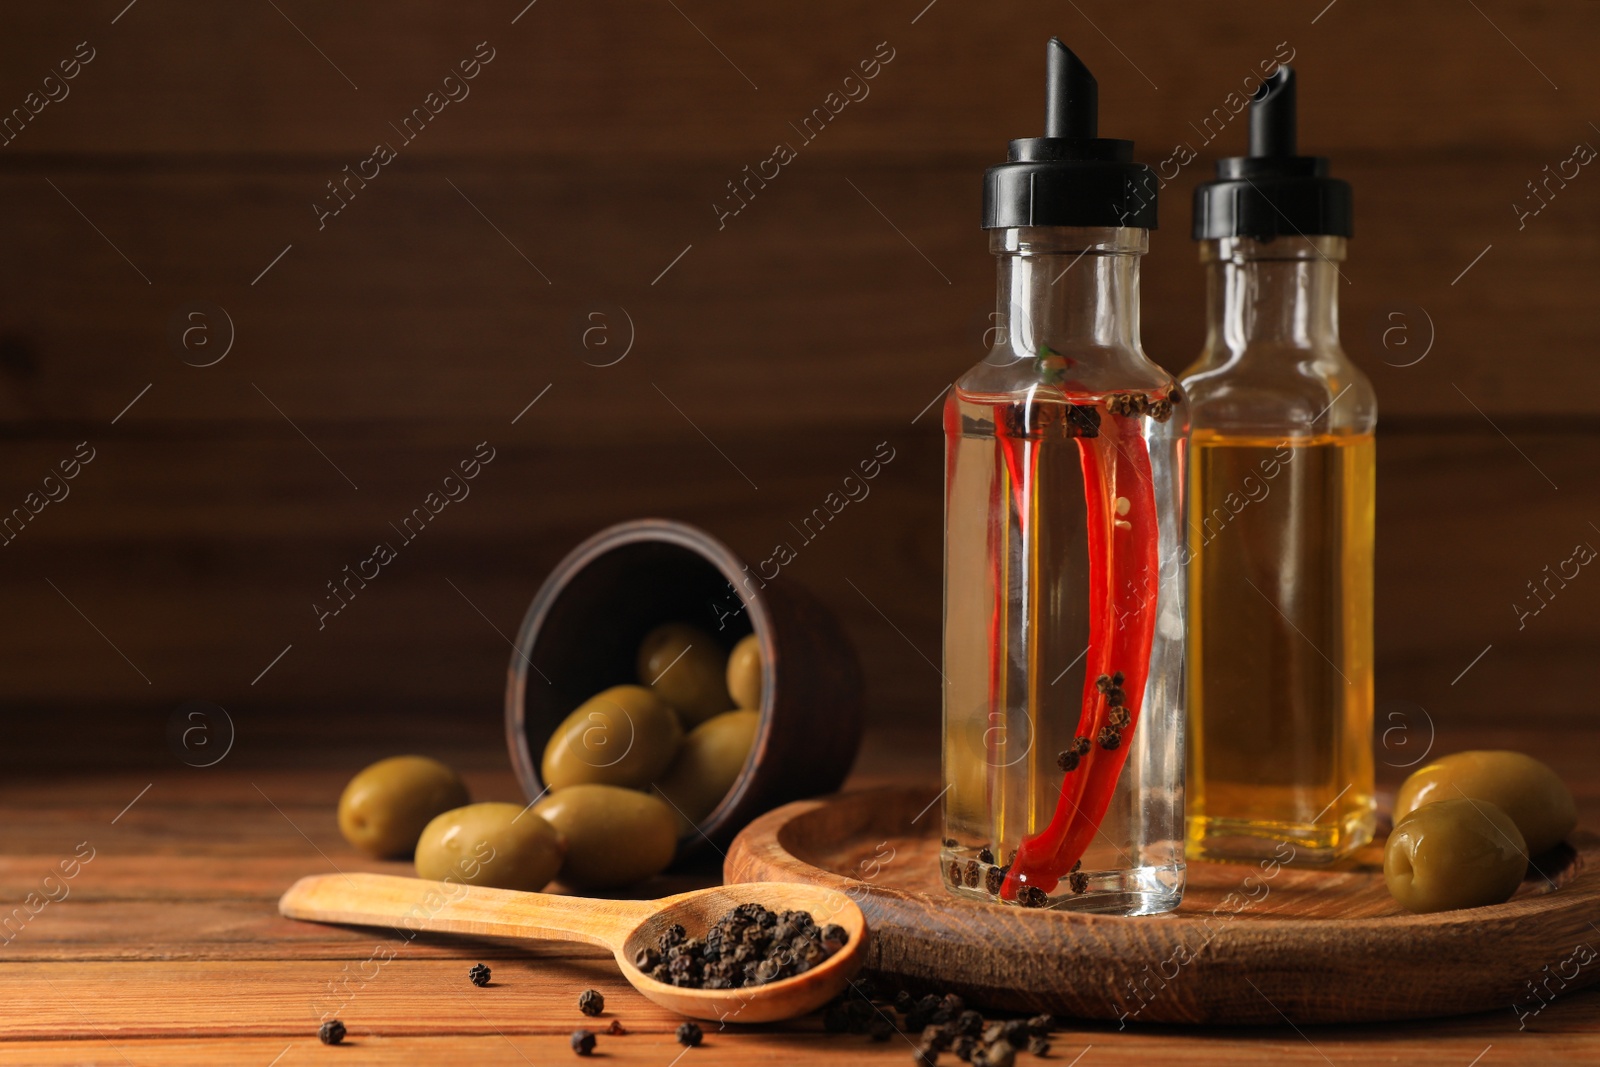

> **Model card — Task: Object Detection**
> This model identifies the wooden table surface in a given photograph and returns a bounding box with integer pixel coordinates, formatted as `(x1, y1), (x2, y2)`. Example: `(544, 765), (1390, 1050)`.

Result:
(2, 723), (1597, 1066)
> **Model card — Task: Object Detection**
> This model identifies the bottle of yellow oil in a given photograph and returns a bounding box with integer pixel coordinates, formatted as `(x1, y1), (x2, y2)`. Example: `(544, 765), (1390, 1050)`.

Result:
(1181, 66), (1376, 864)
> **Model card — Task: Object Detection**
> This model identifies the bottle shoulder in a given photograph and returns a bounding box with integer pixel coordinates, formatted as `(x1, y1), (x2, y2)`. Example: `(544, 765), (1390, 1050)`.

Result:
(958, 343), (1177, 403)
(1179, 342), (1376, 436)
(947, 347), (1189, 443)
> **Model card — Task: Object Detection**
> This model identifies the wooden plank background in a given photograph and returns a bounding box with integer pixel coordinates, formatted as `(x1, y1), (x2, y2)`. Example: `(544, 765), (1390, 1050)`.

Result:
(1, 0), (1597, 746)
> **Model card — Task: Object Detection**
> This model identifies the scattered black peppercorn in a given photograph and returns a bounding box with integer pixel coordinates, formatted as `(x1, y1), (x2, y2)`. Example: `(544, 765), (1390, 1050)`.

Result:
(633, 947), (659, 970)
(824, 987), (1063, 1063)
(1094, 673), (1112, 693)
(1097, 725), (1122, 750)
(963, 860), (980, 888)
(986, 1039), (1018, 1067)
(658, 924), (687, 951)
(577, 988), (604, 1017)
(676, 1021), (703, 1047)
(942, 837), (958, 847)
(606, 1019), (628, 1035)
(1069, 870), (1090, 894)
(1108, 705), (1132, 729)
(984, 865), (1004, 895)
(1072, 736), (1091, 757)
(1111, 670), (1125, 686)
(317, 1020), (346, 1046)
(570, 1028), (596, 1056)
(843, 999), (875, 1033)
(976, 847), (994, 865)
(1055, 749), (1080, 773)
(948, 860), (962, 885)
(468, 963), (491, 987)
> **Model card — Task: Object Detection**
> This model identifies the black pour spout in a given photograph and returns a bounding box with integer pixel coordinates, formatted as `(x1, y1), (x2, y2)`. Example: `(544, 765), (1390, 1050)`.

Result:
(1248, 66), (1296, 157)
(1044, 37), (1097, 140)
(981, 38), (1157, 230)
(1192, 64), (1352, 240)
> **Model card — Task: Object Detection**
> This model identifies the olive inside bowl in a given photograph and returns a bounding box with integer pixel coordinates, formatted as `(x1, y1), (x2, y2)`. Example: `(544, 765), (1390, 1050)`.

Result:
(505, 519), (864, 858)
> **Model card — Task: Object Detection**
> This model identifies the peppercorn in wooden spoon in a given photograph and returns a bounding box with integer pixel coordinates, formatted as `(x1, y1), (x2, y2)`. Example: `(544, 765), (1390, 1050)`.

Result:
(279, 873), (868, 1024)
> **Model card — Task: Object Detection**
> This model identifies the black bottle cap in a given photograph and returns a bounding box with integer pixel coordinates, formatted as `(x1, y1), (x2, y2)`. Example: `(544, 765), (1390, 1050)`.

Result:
(1192, 66), (1352, 241)
(982, 39), (1158, 231)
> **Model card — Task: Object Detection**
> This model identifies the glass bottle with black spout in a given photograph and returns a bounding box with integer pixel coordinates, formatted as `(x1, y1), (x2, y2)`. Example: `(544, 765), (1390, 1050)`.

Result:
(941, 40), (1186, 915)
(1182, 67), (1376, 865)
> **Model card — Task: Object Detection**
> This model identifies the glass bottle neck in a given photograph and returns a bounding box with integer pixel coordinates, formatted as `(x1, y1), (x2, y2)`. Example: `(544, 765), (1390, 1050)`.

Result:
(1203, 236), (1344, 352)
(993, 227), (1145, 354)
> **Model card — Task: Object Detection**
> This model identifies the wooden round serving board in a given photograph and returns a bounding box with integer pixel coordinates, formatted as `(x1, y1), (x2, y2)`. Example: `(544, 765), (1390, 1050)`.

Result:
(724, 786), (1600, 1025)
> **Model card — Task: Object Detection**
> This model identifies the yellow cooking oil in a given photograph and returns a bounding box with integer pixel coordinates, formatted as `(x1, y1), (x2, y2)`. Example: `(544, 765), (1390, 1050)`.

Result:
(1185, 429), (1376, 863)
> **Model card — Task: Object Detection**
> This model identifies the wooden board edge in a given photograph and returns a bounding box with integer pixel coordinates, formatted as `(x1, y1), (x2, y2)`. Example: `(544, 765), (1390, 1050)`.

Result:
(726, 788), (1600, 1025)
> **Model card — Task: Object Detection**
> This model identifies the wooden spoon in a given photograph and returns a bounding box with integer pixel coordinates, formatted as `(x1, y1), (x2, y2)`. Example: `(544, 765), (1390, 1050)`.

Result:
(279, 873), (869, 1024)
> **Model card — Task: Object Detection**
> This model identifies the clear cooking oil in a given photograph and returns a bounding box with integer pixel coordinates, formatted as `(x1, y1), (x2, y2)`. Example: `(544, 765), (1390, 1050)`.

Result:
(1183, 66), (1376, 864)
(942, 386), (1186, 912)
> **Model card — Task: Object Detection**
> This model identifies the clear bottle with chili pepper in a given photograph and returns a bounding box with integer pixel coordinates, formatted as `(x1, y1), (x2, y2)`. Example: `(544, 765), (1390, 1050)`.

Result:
(941, 40), (1187, 914)
(1182, 67), (1376, 865)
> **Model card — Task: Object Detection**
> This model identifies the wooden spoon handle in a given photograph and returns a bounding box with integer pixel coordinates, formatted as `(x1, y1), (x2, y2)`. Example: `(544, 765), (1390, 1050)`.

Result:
(279, 873), (655, 950)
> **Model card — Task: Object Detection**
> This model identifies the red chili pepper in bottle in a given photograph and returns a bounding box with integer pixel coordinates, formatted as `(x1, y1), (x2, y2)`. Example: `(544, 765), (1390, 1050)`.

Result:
(1002, 408), (1161, 898)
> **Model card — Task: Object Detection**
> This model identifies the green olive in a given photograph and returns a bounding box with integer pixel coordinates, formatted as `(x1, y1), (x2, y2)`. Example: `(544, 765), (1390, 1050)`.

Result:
(533, 784), (678, 889)
(414, 802), (565, 892)
(337, 755), (469, 858)
(1384, 798), (1526, 913)
(653, 709), (759, 834)
(637, 623), (732, 727)
(541, 685), (683, 792)
(1395, 750), (1575, 855)
(725, 634), (763, 710)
